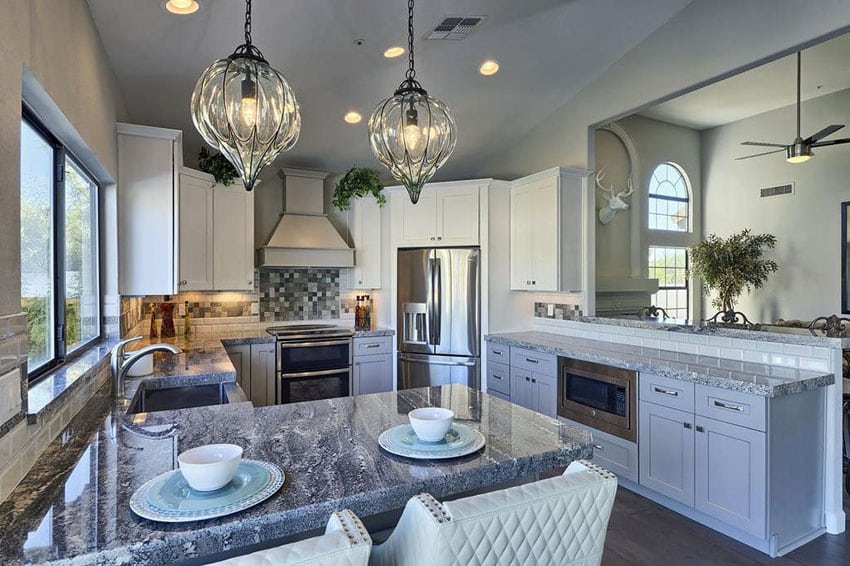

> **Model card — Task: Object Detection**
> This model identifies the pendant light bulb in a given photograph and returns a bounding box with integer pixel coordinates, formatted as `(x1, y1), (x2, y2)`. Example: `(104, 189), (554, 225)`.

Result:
(403, 107), (422, 152)
(240, 75), (258, 128)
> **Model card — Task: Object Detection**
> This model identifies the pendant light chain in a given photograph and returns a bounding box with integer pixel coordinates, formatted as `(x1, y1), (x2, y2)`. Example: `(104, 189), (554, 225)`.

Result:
(405, 0), (416, 81)
(244, 0), (253, 48)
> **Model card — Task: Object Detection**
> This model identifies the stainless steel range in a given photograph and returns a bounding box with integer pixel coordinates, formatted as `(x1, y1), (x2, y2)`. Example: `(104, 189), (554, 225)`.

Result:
(265, 324), (354, 404)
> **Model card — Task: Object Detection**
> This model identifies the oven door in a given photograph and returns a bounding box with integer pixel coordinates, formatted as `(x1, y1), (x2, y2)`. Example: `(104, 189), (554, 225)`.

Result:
(278, 339), (352, 374)
(279, 368), (352, 404)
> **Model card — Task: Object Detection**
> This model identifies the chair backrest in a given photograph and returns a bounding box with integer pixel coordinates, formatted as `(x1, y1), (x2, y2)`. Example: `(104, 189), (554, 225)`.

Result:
(213, 509), (371, 566)
(369, 460), (617, 566)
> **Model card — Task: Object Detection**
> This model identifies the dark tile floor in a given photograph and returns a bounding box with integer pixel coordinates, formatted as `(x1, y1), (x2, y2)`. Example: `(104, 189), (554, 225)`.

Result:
(603, 488), (849, 565)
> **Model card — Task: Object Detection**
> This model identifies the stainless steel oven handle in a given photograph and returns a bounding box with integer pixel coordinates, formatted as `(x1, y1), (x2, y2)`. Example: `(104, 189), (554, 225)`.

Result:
(653, 386), (679, 397)
(280, 339), (352, 349)
(281, 367), (352, 379)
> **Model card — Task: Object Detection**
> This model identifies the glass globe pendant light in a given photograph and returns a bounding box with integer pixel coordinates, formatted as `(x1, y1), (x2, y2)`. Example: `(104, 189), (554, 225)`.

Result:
(191, 0), (300, 191)
(368, 0), (457, 204)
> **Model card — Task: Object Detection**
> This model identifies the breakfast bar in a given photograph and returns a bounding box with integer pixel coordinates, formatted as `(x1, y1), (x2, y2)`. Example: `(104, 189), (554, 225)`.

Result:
(0, 382), (591, 565)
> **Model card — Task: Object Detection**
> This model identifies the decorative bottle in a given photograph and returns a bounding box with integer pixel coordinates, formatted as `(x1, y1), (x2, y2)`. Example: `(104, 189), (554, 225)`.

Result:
(149, 303), (158, 338)
(363, 294), (372, 331)
(160, 301), (176, 338)
(183, 301), (191, 337)
(355, 295), (366, 331)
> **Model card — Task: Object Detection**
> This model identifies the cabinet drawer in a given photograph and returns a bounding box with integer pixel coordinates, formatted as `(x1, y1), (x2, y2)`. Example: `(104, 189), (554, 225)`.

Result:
(488, 389), (511, 403)
(510, 347), (557, 375)
(640, 373), (694, 413)
(353, 336), (392, 357)
(487, 361), (511, 395)
(487, 342), (510, 364)
(559, 417), (638, 483)
(695, 385), (766, 432)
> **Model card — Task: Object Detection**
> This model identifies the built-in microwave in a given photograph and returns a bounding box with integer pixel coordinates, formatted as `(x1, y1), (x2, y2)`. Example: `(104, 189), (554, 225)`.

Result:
(557, 357), (637, 442)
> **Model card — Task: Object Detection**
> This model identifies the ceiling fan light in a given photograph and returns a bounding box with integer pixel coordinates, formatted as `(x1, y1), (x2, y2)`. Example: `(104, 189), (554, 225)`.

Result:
(786, 141), (812, 164)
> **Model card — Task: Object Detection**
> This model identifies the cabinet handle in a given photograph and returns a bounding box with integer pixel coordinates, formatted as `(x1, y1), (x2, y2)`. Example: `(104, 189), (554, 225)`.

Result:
(592, 444), (604, 451)
(531, 378), (537, 384)
(713, 400), (744, 412)
(683, 422), (692, 429)
(525, 376), (531, 382)
(430, 237), (436, 241)
(525, 358), (539, 364)
(653, 386), (679, 397)
(365, 344), (380, 349)
(532, 280), (536, 285)
(493, 373), (503, 380)
(437, 236), (442, 240)
(696, 425), (705, 433)
(493, 349), (502, 355)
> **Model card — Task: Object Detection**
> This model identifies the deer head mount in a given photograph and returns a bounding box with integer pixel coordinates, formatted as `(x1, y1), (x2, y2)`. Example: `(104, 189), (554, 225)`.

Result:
(596, 167), (634, 225)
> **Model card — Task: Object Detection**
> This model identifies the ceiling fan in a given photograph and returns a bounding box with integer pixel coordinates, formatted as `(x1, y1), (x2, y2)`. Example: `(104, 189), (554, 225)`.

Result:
(737, 51), (849, 163)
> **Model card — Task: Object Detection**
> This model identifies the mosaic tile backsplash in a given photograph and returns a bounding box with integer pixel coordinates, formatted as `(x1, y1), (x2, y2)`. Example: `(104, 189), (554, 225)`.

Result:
(259, 268), (341, 322)
(534, 302), (582, 320)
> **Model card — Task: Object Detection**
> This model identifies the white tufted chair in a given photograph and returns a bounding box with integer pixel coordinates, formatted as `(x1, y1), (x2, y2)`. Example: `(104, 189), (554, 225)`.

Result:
(211, 509), (372, 566)
(369, 460), (617, 566)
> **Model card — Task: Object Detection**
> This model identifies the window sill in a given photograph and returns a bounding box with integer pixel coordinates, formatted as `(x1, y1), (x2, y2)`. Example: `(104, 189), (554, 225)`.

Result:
(26, 339), (117, 425)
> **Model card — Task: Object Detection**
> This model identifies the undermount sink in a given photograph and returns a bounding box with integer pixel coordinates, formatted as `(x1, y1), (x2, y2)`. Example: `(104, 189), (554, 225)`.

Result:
(126, 382), (233, 414)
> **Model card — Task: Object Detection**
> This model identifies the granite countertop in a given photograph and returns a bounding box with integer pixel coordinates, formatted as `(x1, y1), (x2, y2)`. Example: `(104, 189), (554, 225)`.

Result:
(486, 331), (834, 397)
(0, 384), (590, 565)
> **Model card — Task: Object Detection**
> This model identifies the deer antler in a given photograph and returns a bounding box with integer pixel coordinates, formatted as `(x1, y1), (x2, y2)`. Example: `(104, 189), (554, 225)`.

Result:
(617, 177), (635, 198)
(595, 168), (615, 196)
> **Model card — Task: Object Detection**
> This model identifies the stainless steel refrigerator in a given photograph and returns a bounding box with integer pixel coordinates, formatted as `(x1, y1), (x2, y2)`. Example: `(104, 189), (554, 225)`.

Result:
(397, 247), (480, 390)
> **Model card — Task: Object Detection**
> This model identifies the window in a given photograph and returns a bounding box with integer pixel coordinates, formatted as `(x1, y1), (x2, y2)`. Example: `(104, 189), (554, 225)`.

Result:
(649, 246), (689, 320)
(648, 162), (689, 232)
(20, 111), (100, 379)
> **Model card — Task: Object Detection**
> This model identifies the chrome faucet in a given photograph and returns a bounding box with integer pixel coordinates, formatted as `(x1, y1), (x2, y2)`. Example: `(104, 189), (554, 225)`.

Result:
(111, 336), (182, 398)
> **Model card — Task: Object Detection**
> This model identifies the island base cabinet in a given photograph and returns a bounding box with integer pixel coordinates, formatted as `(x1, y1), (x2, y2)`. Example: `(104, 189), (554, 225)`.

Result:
(695, 416), (766, 538)
(639, 401), (695, 507)
(225, 344), (251, 395)
(226, 343), (276, 407)
(510, 367), (557, 418)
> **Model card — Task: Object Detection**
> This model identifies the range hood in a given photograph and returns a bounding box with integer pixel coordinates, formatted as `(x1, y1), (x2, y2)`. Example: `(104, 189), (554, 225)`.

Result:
(257, 168), (354, 268)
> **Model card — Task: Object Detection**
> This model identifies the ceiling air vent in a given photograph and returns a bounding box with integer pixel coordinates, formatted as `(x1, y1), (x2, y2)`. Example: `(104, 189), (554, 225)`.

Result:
(760, 183), (794, 198)
(426, 16), (486, 40)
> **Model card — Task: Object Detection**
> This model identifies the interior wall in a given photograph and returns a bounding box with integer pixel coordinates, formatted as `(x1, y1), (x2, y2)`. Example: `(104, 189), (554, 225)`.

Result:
(0, 0), (127, 316)
(701, 88), (850, 321)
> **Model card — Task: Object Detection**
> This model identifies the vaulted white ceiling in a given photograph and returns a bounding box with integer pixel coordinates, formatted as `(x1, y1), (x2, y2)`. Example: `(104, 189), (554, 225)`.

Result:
(87, 0), (693, 179)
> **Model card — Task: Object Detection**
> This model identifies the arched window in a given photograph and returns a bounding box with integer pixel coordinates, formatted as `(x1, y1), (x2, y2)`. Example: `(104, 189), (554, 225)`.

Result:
(648, 162), (689, 232)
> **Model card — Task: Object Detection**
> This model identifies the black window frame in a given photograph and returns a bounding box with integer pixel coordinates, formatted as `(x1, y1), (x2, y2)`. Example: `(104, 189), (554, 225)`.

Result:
(22, 106), (102, 382)
(648, 245), (690, 321)
(647, 162), (690, 233)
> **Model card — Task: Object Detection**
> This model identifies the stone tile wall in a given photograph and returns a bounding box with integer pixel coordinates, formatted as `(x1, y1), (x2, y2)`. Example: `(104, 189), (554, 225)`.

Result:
(534, 301), (583, 320)
(258, 268), (341, 322)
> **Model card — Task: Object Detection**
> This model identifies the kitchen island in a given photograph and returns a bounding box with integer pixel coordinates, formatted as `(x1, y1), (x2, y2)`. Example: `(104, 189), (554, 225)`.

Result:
(0, 378), (591, 565)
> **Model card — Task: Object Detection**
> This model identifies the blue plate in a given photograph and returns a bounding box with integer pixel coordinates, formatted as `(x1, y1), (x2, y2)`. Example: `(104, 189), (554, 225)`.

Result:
(378, 423), (485, 460)
(130, 460), (283, 522)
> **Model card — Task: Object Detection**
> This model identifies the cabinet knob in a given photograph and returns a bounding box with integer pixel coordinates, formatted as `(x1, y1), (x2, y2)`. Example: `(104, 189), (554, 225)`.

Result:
(180, 280), (187, 285)
(532, 280), (536, 285)
(696, 425), (705, 433)
(437, 236), (442, 240)
(525, 376), (530, 382)
(526, 280), (531, 285)
(683, 422), (692, 429)
(430, 237), (435, 241)
(358, 280), (362, 284)
(531, 378), (537, 384)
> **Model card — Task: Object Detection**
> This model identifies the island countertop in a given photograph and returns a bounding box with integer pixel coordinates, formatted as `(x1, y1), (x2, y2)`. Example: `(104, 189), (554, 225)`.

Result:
(486, 331), (834, 397)
(0, 384), (591, 565)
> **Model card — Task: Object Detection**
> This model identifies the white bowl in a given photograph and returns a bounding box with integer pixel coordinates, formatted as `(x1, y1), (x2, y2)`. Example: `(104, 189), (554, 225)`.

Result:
(177, 444), (243, 491)
(408, 408), (454, 442)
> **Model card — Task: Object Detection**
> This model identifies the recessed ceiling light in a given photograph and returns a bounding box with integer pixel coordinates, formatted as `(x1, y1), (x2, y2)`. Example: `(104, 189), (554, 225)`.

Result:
(479, 59), (500, 76)
(164, 0), (199, 14)
(344, 111), (363, 124)
(384, 46), (406, 58)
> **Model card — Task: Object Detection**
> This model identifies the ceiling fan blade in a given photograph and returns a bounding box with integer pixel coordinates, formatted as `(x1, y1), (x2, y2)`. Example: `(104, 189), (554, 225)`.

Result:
(735, 149), (786, 160)
(812, 138), (850, 147)
(805, 124), (845, 143)
(741, 141), (786, 147)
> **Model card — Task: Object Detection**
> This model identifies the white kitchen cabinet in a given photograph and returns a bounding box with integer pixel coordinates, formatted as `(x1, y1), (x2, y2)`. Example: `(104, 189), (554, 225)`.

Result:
(639, 400), (695, 506)
(178, 169), (214, 291)
(213, 183), (255, 290)
(117, 123), (182, 295)
(353, 336), (393, 395)
(392, 181), (480, 247)
(510, 167), (588, 292)
(348, 195), (382, 289)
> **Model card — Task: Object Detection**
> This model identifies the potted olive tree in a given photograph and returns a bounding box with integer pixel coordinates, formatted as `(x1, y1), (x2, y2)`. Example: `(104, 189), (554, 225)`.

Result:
(689, 229), (778, 324)
(332, 167), (386, 211)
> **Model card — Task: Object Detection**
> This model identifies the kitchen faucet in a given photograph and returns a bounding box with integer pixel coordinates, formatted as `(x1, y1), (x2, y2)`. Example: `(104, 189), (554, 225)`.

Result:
(111, 336), (182, 398)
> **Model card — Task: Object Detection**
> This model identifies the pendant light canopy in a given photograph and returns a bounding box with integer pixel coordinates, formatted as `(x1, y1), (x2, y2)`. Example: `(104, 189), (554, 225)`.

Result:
(368, 0), (457, 204)
(191, 0), (301, 191)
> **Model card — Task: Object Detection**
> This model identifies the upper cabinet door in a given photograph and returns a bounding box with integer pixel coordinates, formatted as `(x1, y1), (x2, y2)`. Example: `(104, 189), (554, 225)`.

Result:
(531, 178), (559, 291)
(213, 184), (254, 290)
(350, 194), (382, 289)
(178, 172), (214, 291)
(117, 124), (182, 296)
(510, 185), (534, 290)
(396, 190), (439, 246)
(437, 184), (480, 245)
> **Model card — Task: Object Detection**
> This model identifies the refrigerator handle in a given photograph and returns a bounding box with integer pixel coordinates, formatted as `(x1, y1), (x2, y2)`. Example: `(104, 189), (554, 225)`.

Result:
(433, 257), (442, 346)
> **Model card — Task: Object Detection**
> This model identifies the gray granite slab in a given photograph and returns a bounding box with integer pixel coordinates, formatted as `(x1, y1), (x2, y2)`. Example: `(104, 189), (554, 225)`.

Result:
(0, 384), (590, 565)
(577, 316), (850, 348)
(486, 332), (834, 397)
(354, 328), (395, 338)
